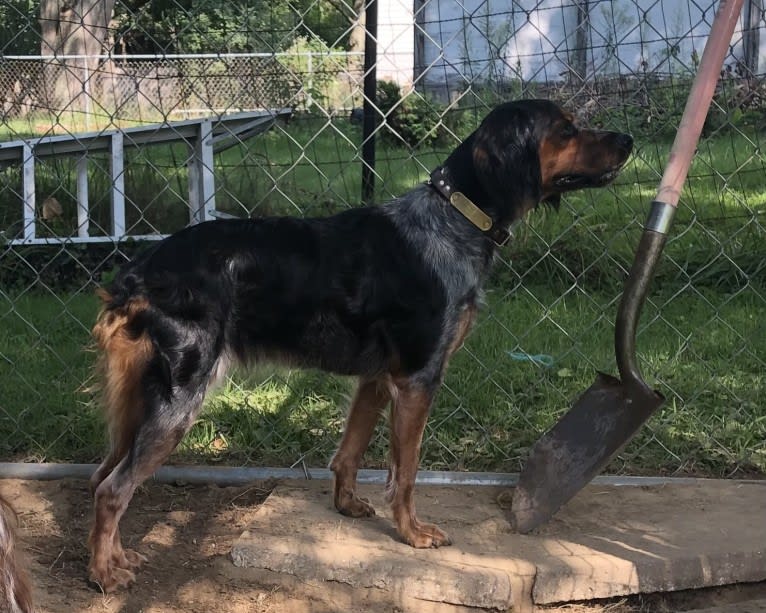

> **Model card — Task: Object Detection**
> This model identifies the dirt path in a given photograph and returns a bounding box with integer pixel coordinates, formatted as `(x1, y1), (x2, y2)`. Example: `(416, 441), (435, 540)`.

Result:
(2, 478), (290, 612)
(1, 478), (764, 613)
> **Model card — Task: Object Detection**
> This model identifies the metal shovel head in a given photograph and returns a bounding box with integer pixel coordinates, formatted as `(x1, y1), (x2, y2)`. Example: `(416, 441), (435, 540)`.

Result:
(510, 372), (665, 534)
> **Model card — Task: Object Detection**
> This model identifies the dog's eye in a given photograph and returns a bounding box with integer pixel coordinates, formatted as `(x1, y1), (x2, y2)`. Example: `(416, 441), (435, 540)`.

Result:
(560, 124), (577, 139)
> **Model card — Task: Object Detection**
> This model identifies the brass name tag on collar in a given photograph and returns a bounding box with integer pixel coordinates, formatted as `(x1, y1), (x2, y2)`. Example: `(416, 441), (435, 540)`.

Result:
(449, 192), (493, 231)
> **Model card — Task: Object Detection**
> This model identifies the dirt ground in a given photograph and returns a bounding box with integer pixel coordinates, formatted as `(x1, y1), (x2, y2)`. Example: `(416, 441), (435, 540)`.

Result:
(1, 478), (765, 613)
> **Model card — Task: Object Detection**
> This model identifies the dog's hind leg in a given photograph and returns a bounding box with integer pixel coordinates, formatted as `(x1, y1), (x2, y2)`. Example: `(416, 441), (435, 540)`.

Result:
(89, 295), (153, 496)
(386, 379), (451, 548)
(89, 294), (222, 592)
(330, 377), (391, 517)
(88, 379), (209, 593)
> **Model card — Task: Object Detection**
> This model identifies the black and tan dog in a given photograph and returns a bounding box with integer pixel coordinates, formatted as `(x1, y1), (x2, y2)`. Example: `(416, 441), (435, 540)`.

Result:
(88, 99), (633, 591)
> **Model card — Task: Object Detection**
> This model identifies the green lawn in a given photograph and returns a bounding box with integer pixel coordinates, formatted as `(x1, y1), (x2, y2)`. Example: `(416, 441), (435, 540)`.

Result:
(1, 112), (765, 476)
(1, 283), (764, 475)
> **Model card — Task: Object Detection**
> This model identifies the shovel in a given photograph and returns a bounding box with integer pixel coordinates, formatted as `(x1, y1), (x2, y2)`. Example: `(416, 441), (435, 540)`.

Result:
(511, 0), (745, 534)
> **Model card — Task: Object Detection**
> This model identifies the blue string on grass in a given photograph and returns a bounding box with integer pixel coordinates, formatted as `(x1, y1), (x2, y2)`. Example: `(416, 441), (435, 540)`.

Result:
(507, 351), (555, 368)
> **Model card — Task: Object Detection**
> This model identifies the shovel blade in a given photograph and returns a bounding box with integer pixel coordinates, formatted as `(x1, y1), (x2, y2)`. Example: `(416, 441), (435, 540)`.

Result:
(511, 372), (665, 534)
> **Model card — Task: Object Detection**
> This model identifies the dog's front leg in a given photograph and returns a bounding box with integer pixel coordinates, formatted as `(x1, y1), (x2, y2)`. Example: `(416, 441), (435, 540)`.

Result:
(386, 379), (451, 548)
(330, 377), (390, 517)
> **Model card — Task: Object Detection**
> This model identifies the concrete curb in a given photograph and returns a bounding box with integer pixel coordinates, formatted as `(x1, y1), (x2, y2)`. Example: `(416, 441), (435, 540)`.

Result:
(231, 479), (766, 610)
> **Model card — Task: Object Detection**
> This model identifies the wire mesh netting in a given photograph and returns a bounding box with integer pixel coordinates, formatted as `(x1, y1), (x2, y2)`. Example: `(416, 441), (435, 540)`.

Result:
(0, 0), (764, 477)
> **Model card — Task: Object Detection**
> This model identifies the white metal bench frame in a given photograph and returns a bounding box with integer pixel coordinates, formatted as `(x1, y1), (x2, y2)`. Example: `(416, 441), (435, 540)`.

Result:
(0, 109), (291, 245)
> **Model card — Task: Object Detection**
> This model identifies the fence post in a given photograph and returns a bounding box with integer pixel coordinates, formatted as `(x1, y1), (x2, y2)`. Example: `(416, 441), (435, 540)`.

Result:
(306, 52), (314, 109)
(743, 0), (762, 76)
(110, 132), (125, 238)
(188, 118), (216, 224)
(82, 58), (92, 131)
(21, 144), (35, 242)
(570, 0), (590, 83)
(361, 0), (378, 205)
(76, 155), (90, 238)
(413, 0), (426, 89)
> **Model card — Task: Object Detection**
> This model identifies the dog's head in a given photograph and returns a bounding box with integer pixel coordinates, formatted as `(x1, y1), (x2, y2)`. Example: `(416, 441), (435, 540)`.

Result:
(443, 99), (633, 226)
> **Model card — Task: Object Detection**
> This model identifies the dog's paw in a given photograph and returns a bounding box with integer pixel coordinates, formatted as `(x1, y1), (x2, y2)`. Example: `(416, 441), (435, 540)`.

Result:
(335, 491), (376, 518)
(89, 564), (137, 593)
(121, 548), (148, 570)
(112, 545), (147, 572)
(402, 521), (452, 549)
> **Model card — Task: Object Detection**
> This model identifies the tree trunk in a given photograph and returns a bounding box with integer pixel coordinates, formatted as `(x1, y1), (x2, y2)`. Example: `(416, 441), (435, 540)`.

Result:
(742, 0), (761, 76)
(570, 0), (590, 84)
(38, 0), (116, 118)
(347, 0), (366, 54)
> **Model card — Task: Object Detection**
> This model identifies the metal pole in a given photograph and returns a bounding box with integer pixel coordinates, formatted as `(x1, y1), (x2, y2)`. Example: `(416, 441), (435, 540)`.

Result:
(572, 0), (590, 83)
(306, 51), (314, 110)
(743, 0), (762, 76)
(83, 58), (91, 131)
(413, 0), (426, 88)
(361, 0), (378, 205)
(2, 462), (760, 489)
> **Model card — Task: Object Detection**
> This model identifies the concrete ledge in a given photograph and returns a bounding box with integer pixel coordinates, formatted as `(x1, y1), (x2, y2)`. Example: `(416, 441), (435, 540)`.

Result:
(231, 479), (766, 611)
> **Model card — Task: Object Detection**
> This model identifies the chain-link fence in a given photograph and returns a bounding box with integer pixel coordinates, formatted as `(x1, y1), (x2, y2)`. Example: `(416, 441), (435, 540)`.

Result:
(0, 52), (359, 121)
(0, 0), (765, 478)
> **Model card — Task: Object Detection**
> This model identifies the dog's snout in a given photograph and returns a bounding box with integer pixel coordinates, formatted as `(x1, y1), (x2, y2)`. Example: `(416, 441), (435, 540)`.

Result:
(616, 133), (633, 154)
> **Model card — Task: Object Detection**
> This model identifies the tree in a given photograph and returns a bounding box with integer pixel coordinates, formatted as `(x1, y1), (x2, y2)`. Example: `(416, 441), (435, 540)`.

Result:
(38, 0), (116, 114)
(742, 0), (762, 76)
(111, 0), (295, 54)
(325, 0), (365, 53)
(570, 0), (590, 83)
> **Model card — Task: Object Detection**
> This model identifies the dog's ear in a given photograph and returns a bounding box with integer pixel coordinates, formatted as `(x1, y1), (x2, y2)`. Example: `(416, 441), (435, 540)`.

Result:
(471, 112), (542, 219)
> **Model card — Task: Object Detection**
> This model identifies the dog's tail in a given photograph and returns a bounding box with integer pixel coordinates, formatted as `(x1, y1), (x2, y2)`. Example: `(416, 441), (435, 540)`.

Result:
(92, 288), (154, 459)
(0, 495), (33, 613)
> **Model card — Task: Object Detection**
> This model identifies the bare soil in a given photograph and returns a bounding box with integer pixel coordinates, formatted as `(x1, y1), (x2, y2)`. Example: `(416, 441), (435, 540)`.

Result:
(0, 478), (764, 613)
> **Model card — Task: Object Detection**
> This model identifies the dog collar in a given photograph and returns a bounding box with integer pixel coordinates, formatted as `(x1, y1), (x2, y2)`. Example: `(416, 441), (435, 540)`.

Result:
(428, 166), (511, 246)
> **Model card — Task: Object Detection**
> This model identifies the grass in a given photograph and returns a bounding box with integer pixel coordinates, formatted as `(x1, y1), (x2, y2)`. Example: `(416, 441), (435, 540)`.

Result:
(1, 284), (764, 475)
(1, 111), (765, 476)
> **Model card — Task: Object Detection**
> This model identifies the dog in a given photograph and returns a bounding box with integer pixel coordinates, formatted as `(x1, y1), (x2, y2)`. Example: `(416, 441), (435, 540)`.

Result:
(87, 99), (633, 592)
(0, 495), (33, 613)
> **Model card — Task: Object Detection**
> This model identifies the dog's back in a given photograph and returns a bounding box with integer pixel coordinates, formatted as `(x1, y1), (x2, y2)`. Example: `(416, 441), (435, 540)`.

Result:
(0, 495), (33, 613)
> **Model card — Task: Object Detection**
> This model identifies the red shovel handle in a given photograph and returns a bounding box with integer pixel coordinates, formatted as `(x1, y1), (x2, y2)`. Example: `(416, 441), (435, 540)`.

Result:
(655, 0), (744, 211)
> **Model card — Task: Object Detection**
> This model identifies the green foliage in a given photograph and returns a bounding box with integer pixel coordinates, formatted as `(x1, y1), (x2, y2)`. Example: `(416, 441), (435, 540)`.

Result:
(287, 0), (351, 49)
(375, 80), (402, 117)
(280, 36), (349, 110)
(111, 0), (352, 54)
(704, 72), (766, 133)
(0, 243), (144, 292)
(589, 73), (766, 140)
(0, 0), (356, 55)
(375, 80), (469, 149)
(0, 0), (39, 54)
(586, 78), (688, 139)
(112, 0), (290, 53)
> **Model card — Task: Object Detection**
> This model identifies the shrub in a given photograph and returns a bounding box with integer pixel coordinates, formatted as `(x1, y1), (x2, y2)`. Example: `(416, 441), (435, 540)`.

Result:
(375, 80), (466, 149)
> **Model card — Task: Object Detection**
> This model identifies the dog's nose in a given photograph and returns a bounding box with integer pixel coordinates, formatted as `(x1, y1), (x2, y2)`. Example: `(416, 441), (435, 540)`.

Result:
(617, 133), (634, 153)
